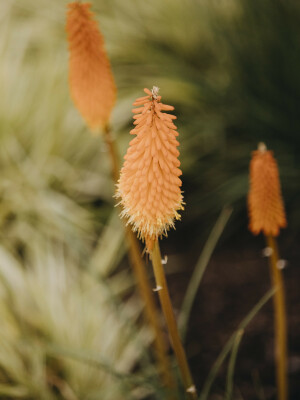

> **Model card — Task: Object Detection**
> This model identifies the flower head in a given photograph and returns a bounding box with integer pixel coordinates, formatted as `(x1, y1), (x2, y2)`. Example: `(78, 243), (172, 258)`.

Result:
(66, 2), (116, 132)
(116, 88), (184, 251)
(248, 143), (287, 236)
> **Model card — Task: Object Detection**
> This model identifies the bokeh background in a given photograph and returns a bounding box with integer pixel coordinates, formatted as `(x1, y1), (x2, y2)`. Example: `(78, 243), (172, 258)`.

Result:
(0, 0), (299, 399)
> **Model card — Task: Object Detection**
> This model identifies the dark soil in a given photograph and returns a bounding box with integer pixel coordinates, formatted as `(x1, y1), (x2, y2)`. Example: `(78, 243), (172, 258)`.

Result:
(160, 228), (300, 400)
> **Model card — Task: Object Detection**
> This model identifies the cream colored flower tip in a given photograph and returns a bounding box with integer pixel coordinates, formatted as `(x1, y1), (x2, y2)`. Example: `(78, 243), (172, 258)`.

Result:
(116, 87), (184, 251)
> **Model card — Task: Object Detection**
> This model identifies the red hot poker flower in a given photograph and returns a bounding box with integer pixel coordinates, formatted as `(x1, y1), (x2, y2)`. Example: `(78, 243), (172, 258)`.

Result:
(248, 143), (287, 237)
(66, 2), (116, 132)
(117, 87), (184, 251)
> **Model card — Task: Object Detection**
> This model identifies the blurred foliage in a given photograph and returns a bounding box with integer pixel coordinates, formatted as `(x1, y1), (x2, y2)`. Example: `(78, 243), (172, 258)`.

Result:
(104, 0), (300, 235)
(0, 240), (159, 399)
(1, 0), (300, 255)
(0, 0), (299, 398)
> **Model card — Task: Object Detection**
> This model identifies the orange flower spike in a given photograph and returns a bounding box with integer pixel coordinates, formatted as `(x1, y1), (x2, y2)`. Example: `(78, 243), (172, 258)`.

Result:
(248, 143), (287, 237)
(66, 2), (116, 132)
(117, 87), (184, 251)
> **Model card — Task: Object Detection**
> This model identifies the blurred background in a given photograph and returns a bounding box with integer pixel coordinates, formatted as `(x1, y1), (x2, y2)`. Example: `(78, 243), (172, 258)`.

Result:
(0, 0), (299, 398)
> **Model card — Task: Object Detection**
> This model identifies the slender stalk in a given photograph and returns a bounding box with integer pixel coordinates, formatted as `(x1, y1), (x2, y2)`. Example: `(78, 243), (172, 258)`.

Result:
(180, 206), (232, 341)
(103, 125), (120, 183)
(265, 235), (288, 400)
(151, 240), (197, 400)
(252, 370), (266, 400)
(199, 288), (275, 400)
(103, 124), (176, 396)
(225, 329), (244, 400)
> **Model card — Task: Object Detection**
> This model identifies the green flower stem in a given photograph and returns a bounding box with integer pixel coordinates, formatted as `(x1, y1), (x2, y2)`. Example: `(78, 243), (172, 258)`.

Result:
(151, 240), (197, 399)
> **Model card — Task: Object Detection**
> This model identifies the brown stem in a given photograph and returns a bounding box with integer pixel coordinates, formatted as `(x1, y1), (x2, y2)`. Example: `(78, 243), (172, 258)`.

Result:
(103, 124), (176, 396)
(151, 240), (197, 400)
(103, 125), (120, 183)
(265, 235), (288, 400)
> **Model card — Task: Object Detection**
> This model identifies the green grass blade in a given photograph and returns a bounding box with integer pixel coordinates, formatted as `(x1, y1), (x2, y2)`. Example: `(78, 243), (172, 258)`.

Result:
(0, 385), (28, 398)
(252, 370), (266, 400)
(89, 210), (125, 278)
(46, 344), (156, 389)
(180, 206), (233, 340)
(225, 329), (244, 400)
(199, 288), (275, 400)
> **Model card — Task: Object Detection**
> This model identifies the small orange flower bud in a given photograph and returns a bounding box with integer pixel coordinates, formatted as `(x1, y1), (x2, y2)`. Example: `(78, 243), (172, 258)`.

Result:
(66, 2), (116, 132)
(116, 87), (184, 251)
(248, 143), (287, 236)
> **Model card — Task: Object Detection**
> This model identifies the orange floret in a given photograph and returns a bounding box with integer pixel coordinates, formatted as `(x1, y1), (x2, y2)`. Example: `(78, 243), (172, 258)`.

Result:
(66, 2), (116, 132)
(248, 143), (287, 237)
(116, 87), (184, 251)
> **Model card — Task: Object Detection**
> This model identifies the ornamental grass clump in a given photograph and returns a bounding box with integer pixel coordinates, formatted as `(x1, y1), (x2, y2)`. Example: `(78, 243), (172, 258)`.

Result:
(66, 2), (116, 132)
(117, 87), (184, 252)
(248, 143), (288, 400)
(117, 87), (196, 399)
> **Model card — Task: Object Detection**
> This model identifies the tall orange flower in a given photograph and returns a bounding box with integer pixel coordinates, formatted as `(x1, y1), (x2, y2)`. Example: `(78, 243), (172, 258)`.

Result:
(248, 143), (287, 236)
(117, 87), (184, 251)
(66, 2), (116, 132)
